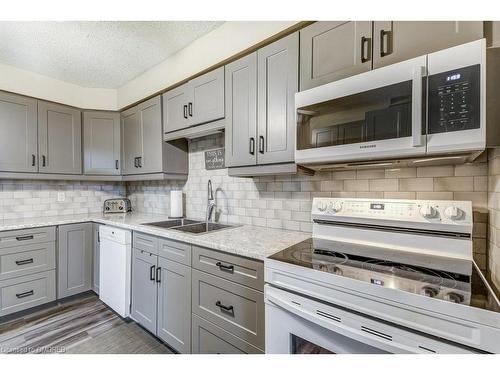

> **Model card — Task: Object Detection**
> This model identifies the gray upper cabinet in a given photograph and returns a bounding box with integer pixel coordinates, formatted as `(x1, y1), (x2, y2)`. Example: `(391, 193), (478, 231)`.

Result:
(157, 257), (191, 354)
(257, 32), (298, 165)
(162, 83), (190, 133)
(57, 223), (92, 299)
(83, 111), (121, 175)
(121, 95), (166, 175)
(162, 67), (225, 134)
(131, 248), (158, 334)
(224, 52), (258, 167)
(300, 21), (373, 91)
(373, 21), (484, 68)
(38, 101), (82, 175)
(188, 67), (224, 126)
(0, 91), (38, 173)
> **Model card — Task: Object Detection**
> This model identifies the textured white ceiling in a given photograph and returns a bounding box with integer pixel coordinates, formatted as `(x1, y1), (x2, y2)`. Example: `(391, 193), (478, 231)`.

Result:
(0, 21), (223, 88)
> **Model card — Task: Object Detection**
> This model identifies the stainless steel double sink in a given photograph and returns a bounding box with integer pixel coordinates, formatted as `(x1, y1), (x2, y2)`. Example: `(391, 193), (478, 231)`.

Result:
(142, 218), (236, 234)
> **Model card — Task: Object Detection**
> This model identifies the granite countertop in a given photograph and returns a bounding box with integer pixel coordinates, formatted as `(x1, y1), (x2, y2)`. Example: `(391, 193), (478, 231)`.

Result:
(0, 213), (310, 261)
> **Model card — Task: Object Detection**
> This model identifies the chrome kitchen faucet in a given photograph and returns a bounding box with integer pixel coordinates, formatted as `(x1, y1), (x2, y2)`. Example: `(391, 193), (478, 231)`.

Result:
(206, 179), (216, 223)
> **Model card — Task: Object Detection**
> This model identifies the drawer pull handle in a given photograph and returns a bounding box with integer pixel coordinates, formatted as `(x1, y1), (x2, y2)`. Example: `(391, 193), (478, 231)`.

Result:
(216, 262), (234, 273)
(150, 265), (156, 281)
(15, 258), (34, 266)
(16, 290), (34, 299)
(16, 235), (34, 241)
(215, 301), (234, 313)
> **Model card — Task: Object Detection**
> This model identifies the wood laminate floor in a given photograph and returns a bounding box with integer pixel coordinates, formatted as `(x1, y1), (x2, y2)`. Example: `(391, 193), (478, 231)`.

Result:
(0, 293), (173, 354)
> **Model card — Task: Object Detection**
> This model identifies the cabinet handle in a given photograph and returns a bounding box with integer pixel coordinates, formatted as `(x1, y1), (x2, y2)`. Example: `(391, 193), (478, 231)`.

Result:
(215, 261), (234, 273)
(380, 29), (392, 57)
(259, 136), (265, 154)
(150, 265), (155, 281)
(115, 159), (119, 170)
(215, 301), (234, 313)
(249, 138), (255, 155)
(15, 258), (34, 266)
(188, 102), (193, 117)
(183, 105), (188, 119)
(134, 157), (138, 168)
(31, 154), (36, 167)
(42, 155), (46, 167)
(156, 266), (161, 283)
(361, 36), (371, 63)
(138, 156), (142, 168)
(16, 235), (34, 241)
(16, 290), (34, 299)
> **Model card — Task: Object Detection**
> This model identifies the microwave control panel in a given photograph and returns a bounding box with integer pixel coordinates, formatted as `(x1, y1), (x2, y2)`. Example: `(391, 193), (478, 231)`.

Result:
(428, 64), (480, 134)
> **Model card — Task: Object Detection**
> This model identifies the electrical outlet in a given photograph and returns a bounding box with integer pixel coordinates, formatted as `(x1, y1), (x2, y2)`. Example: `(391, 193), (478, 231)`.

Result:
(57, 192), (65, 202)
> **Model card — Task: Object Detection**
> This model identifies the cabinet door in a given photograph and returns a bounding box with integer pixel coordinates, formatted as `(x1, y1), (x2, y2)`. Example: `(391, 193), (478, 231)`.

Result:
(300, 21), (373, 91)
(92, 224), (100, 294)
(188, 67), (225, 126)
(257, 32), (299, 165)
(138, 96), (163, 174)
(121, 106), (141, 175)
(57, 223), (92, 299)
(0, 92), (38, 173)
(224, 52), (258, 167)
(373, 21), (484, 68)
(157, 257), (191, 354)
(38, 101), (82, 174)
(131, 248), (158, 334)
(83, 111), (121, 175)
(162, 83), (190, 133)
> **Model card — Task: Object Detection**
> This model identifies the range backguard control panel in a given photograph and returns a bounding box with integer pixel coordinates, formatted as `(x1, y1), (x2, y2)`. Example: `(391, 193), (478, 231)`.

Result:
(428, 64), (480, 134)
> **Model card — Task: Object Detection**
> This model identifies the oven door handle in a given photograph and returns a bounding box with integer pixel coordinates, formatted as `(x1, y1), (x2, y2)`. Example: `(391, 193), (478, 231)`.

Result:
(411, 65), (426, 147)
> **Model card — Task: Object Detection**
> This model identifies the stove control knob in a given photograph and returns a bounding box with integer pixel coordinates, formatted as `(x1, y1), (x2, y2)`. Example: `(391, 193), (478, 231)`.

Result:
(328, 201), (343, 213)
(419, 204), (438, 219)
(317, 201), (327, 212)
(444, 292), (464, 304)
(444, 206), (464, 221)
(420, 286), (439, 298)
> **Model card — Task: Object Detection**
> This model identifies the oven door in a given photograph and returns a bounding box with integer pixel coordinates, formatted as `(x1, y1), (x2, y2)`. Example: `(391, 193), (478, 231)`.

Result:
(426, 39), (486, 155)
(295, 55), (427, 166)
(264, 285), (476, 354)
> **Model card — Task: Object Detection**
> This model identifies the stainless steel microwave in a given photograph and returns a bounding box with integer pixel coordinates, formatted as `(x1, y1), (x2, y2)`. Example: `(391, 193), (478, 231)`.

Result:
(295, 39), (499, 168)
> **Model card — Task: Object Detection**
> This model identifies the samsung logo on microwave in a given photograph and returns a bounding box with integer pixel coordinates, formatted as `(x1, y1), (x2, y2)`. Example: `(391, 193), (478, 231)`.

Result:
(360, 144), (376, 149)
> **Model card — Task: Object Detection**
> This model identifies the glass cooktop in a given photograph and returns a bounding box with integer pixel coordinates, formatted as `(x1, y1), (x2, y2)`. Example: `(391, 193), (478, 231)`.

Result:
(269, 238), (500, 313)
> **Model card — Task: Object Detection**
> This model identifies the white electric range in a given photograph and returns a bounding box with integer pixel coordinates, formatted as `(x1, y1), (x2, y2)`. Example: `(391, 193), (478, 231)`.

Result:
(264, 198), (500, 354)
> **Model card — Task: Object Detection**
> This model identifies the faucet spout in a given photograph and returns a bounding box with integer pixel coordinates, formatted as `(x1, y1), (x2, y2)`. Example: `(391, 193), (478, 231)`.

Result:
(206, 179), (216, 223)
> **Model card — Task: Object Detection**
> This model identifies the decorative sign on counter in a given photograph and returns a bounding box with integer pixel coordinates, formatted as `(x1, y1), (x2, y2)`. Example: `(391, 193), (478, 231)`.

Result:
(205, 148), (225, 170)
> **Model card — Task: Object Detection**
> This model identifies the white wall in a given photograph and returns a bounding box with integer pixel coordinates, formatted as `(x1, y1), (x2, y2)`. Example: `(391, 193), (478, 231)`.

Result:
(116, 21), (299, 108)
(0, 21), (299, 110)
(0, 62), (117, 109)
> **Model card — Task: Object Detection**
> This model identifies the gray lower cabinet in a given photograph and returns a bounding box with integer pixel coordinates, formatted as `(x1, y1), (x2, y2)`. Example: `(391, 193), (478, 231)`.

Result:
(373, 21), (483, 68)
(300, 21), (373, 91)
(192, 314), (263, 354)
(257, 32), (298, 165)
(0, 91), (38, 173)
(83, 111), (121, 175)
(131, 248), (158, 334)
(0, 242), (56, 281)
(38, 101), (82, 175)
(157, 257), (191, 353)
(224, 52), (258, 168)
(92, 224), (100, 294)
(57, 223), (92, 298)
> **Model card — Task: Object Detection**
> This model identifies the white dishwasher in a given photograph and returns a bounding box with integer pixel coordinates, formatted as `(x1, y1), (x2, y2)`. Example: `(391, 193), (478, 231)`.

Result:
(99, 226), (132, 318)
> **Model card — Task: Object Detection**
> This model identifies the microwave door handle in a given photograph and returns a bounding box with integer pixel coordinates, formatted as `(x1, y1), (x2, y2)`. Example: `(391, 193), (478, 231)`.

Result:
(411, 65), (426, 147)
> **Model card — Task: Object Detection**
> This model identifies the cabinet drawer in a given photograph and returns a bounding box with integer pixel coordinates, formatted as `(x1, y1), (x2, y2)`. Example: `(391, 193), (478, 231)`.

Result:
(0, 270), (56, 317)
(192, 270), (264, 349)
(0, 227), (56, 249)
(192, 314), (263, 354)
(192, 246), (264, 291)
(0, 242), (56, 281)
(133, 232), (158, 255)
(158, 238), (191, 265)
